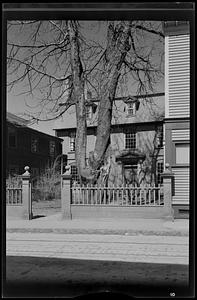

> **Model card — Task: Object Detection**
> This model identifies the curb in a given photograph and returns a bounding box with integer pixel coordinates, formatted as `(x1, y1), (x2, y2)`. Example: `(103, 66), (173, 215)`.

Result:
(6, 227), (189, 236)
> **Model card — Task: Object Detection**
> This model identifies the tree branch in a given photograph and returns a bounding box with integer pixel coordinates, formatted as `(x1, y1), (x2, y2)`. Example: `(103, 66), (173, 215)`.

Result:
(133, 24), (164, 38)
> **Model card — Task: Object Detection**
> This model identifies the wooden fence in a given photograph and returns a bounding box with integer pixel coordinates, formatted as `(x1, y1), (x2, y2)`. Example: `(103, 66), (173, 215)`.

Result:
(61, 164), (174, 219)
(71, 184), (164, 206)
(6, 167), (32, 220)
(6, 184), (22, 205)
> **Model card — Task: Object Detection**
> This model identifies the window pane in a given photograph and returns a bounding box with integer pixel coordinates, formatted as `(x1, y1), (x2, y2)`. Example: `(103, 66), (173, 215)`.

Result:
(125, 131), (136, 149)
(69, 132), (76, 152)
(70, 137), (75, 151)
(31, 138), (39, 152)
(176, 144), (190, 164)
(71, 165), (80, 183)
(86, 106), (92, 119)
(49, 141), (55, 156)
(127, 102), (136, 116)
(157, 162), (164, 184)
(156, 127), (163, 148)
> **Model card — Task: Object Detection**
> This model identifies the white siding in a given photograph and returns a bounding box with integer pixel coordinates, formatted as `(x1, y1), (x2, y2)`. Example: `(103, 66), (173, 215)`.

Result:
(171, 129), (190, 141)
(167, 35), (190, 118)
(172, 167), (190, 204)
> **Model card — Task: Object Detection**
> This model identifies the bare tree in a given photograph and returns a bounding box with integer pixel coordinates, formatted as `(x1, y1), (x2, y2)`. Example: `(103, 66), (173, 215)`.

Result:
(7, 20), (164, 183)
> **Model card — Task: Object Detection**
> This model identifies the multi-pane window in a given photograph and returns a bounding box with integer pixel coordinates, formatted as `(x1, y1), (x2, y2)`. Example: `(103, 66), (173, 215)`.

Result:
(156, 127), (163, 148)
(125, 130), (136, 149)
(49, 141), (56, 156)
(8, 127), (17, 148)
(86, 106), (92, 120)
(157, 161), (164, 184)
(31, 167), (39, 177)
(71, 165), (80, 183)
(31, 137), (39, 153)
(9, 165), (19, 176)
(127, 102), (136, 117)
(69, 133), (76, 152)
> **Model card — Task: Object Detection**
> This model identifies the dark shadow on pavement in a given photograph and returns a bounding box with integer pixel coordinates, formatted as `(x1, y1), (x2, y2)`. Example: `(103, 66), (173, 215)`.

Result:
(4, 255), (191, 298)
(32, 215), (46, 219)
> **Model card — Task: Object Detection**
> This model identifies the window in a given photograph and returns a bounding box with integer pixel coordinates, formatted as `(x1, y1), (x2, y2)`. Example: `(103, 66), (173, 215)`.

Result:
(8, 165), (19, 176)
(49, 141), (56, 156)
(124, 165), (138, 185)
(69, 132), (76, 152)
(32, 167), (39, 177)
(8, 127), (17, 148)
(31, 137), (39, 153)
(71, 165), (80, 183)
(156, 127), (163, 148)
(157, 162), (164, 184)
(127, 102), (136, 117)
(125, 130), (136, 149)
(86, 106), (92, 120)
(176, 144), (190, 164)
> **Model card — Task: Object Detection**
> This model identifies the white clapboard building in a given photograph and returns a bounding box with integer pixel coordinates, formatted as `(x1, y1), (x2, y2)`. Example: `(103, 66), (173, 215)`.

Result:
(163, 21), (190, 218)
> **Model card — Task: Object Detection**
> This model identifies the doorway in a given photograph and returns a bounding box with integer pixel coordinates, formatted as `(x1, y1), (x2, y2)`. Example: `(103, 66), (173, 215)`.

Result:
(123, 165), (138, 186)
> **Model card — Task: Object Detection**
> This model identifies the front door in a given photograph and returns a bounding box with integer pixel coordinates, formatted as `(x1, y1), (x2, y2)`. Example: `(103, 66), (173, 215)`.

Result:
(123, 165), (138, 186)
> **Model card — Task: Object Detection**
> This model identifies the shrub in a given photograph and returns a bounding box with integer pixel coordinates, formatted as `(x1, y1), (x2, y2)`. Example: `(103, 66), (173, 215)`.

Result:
(32, 163), (61, 202)
(6, 174), (22, 188)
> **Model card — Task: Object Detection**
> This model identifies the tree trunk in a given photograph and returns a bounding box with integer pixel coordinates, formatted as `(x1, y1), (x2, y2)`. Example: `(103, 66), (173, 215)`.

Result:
(68, 21), (87, 182)
(69, 21), (132, 183)
(89, 22), (132, 175)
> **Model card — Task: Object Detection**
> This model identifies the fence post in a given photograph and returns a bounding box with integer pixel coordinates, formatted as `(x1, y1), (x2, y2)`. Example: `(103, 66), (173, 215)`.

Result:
(21, 166), (32, 220)
(61, 165), (72, 219)
(161, 163), (174, 221)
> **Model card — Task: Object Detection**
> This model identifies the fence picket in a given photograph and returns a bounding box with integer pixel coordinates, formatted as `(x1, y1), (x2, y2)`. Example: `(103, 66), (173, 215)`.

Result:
(6, 187), (22, 205)
(140, 189), (142, 205)
(108, 187), (110, 205)
(82, 185), (84, 205)
(70, 183), (164, 207)
(148, 188), (151, 205)
(103, 186), (106, 205)
(135, 187), (137, 205)
(121, 185), (124, 205)
(113, 185), (115, 205)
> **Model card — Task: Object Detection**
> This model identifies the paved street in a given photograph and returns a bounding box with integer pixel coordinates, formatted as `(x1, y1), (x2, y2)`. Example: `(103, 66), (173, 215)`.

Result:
(7, 232), (189, 265)
(5, 232), (190, 297)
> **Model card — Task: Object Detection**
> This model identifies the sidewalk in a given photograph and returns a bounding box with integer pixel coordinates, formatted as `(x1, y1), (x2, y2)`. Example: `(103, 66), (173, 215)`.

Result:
(6, 214), (189, 236)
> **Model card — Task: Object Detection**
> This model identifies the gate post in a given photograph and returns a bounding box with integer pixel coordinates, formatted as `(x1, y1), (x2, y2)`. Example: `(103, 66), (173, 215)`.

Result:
(161, 163), (174, 221)
(61, 166), (72, 219)
(22, 166), (32, 220)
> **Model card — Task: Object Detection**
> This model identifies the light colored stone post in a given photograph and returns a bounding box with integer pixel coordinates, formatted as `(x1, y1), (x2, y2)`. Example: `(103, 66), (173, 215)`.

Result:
(161, 163), (174, 221)
(21, 166), (32, 220)
(61, 165), (72, 219)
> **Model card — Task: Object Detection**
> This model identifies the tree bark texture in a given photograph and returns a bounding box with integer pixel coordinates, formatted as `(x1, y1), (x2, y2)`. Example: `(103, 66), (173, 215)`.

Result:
(68, 21), (87, 181)
(90, 22), (132, 171)
(69, 21), (132, 183)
